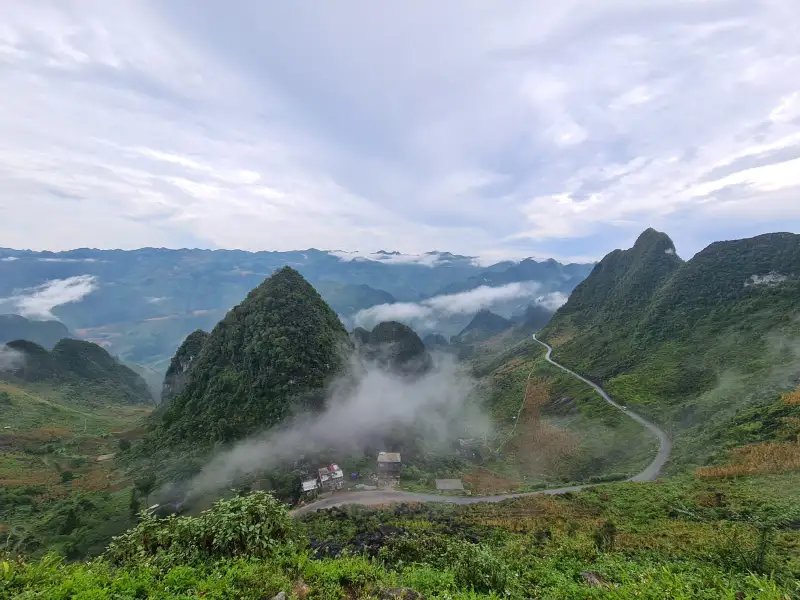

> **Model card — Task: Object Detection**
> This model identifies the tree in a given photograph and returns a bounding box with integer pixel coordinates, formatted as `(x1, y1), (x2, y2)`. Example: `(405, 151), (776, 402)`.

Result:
(129, 489), (141, 520)
(134, 474), (156, 506)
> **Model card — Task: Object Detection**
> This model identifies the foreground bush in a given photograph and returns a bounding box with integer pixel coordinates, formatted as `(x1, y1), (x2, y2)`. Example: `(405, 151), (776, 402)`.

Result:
(105, 491), (299, 568)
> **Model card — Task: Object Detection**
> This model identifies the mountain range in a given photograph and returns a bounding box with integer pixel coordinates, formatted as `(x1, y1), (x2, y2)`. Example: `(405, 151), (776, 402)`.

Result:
(541, 228), (800, 469)
(0, 248), (593, 370)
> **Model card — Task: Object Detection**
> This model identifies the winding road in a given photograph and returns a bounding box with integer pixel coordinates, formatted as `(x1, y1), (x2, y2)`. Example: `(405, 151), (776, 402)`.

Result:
(292, 335), (670, 517)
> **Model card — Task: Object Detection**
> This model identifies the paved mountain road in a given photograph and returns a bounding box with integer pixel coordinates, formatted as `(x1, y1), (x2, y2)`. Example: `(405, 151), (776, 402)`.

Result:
(292, 335), (671, 517)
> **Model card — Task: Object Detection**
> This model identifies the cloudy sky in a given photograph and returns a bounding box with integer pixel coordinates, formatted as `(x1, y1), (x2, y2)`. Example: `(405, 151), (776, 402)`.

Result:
(1, 1), (798, 262)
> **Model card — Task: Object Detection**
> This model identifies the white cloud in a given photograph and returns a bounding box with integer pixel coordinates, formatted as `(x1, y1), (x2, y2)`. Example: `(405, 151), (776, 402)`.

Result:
(354, 281), (555, 329)
(330, 250), (476, 267)
(36, 258), (99, 263)
(0, 275), (98, 319)
(0, 1), (798, 259)
(1, 257), (20, 262)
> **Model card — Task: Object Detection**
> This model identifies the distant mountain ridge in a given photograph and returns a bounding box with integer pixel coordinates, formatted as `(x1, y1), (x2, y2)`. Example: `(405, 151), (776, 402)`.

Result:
(0, 314), (73, 349)
(451, 309), (513, 344)
(2, 338), (151, 404)
(0, 247), (592, 370)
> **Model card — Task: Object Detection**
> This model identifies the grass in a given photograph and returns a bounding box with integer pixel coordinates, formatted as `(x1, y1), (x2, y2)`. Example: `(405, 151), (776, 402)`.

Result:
(472, 343), (656, 487)
(0, 380), (150, 559)
(4, 474), (799, 599)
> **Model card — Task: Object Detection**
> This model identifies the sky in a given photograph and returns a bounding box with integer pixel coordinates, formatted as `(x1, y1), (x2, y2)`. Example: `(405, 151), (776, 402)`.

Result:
(1, 1), (799, 263)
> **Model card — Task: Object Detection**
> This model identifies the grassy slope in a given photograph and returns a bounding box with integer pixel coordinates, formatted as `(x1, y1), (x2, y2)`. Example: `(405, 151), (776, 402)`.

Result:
(4, 476), (798, 599)
(427, 335), (658, 492)
(0, 380), (150, 558)
(542, 232), (800, 473)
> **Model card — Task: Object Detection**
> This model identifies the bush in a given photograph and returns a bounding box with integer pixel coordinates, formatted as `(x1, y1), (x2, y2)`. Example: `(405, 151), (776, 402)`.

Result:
(105, 491), (298, 567)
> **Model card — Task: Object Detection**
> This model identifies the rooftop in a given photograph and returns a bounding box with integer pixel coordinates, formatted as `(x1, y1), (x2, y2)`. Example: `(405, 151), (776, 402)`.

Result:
(377, 452), (401, 463)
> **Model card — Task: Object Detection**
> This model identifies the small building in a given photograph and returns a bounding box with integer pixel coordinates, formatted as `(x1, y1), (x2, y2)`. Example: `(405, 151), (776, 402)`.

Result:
(435, 479), (464, 491)
(377, 452), (402, 479)
(317, 464), (344, 491)
(301, 479), (319, 494)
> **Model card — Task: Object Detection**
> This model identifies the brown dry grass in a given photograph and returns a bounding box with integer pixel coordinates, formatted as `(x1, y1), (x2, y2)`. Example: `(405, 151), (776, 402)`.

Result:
(783, 387), (800, 405)
(505, 378), (581, 475)
(696, 442), (800, 478)
(463, 468), (520, 493)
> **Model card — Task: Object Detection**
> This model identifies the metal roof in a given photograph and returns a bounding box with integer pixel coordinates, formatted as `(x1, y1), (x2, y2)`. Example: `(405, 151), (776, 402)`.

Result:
(377, 452), (401, 463)
(435, 479), (464, 491)
(301, 479), (318, 492)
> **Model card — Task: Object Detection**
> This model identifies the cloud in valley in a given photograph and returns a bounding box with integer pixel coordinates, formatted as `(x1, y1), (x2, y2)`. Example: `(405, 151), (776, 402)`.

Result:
(0, 275), (98, 319)
(0, 346), (24, 372)
(187, 352), (489, 497)
(354, 282), (566, 330)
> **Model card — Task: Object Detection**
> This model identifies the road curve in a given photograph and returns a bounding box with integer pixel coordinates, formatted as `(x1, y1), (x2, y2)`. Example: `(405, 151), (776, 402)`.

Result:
(292, 335), (670, 517)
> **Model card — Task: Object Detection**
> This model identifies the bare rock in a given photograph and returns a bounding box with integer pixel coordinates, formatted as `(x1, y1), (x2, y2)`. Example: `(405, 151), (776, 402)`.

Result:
(270, 592), (287, 600)
(580, 571), (607, 588)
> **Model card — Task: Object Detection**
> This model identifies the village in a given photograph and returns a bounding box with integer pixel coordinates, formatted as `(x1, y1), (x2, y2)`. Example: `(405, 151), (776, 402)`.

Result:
(297, 438), (482, 502)
(299, 451), (403, 498)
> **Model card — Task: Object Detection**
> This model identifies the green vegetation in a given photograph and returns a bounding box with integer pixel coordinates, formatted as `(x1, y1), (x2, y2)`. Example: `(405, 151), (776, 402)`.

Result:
(159, 329), (209, 405)
(0, 374), (151, 558)
(5, 477), (798, 598)
(542, 229), (800, 472)
(0, 314), (72, 349)
(2, 338), (151, 405)
(152, 267), (349, 448)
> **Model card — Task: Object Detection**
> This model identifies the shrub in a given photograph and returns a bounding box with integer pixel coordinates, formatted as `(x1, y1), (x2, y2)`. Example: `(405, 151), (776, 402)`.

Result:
(105, 491), (298, 567)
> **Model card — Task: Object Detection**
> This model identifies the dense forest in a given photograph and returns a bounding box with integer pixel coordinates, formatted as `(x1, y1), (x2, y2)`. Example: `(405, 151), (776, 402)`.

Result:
(154, 267), (349, 447)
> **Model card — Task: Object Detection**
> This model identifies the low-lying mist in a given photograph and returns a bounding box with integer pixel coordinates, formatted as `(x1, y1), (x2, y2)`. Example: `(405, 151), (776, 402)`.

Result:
(0, 346), (24, 372)
(183, 350), (490, 498)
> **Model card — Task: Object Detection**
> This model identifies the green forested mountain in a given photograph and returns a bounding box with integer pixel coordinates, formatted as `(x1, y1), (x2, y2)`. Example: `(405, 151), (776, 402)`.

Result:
(0, 314), (72, 349)
(355, 321), (432, 375)
(160, 329), (209, 404)
(451, 309), (513, 344)
(542, 229), (800, 468)
(2, 338), (151, 404)
(155, 267), (349, 446)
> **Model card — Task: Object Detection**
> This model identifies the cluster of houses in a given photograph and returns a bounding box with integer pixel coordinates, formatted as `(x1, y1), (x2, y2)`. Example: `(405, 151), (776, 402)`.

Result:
(301, 452), (403, 495)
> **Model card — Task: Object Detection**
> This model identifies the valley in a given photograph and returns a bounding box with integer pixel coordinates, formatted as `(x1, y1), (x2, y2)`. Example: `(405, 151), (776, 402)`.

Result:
(2, 229), (799, 598)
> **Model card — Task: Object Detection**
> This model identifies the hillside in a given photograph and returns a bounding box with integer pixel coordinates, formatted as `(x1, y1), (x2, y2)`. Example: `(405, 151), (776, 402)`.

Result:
(451, 309), (513, 344)
(160, 329), (209, 405)
(2, 338), (152, 405)
(0, 314), (72, 349)
(154, 267), (349, 447)
(542, 229), (800, 470)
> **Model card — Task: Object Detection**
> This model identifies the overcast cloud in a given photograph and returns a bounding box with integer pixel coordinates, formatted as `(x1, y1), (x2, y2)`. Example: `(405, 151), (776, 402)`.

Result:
(0, 1), (798, 260)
